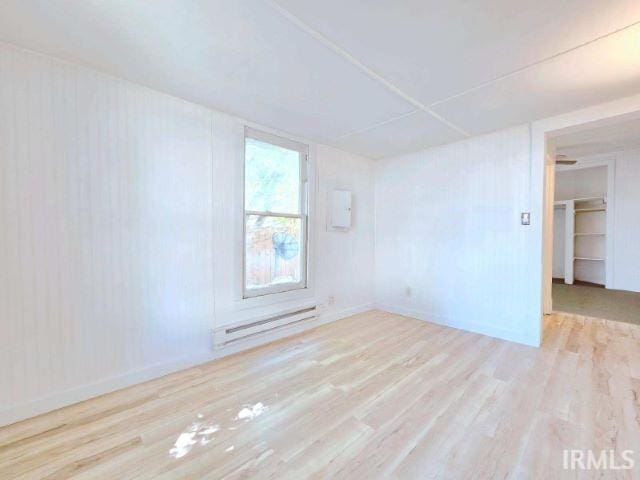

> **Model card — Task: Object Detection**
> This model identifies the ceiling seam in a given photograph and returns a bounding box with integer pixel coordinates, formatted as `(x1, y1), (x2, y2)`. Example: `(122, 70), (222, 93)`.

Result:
(266, 0), (471, 138)
(423, 108), (469, 137)
(429, 19), (640, 107)
(268, 1), (640, 142)
(334, 110), (421, 140)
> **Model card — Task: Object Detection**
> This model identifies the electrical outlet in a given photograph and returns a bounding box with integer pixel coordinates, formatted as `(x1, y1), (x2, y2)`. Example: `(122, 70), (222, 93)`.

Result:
(327, 295), (335, 306)
(405, 286), (412, 297)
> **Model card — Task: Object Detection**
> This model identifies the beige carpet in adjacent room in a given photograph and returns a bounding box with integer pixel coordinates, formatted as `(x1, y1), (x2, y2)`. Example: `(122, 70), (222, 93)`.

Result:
(552, 282), (640, 325)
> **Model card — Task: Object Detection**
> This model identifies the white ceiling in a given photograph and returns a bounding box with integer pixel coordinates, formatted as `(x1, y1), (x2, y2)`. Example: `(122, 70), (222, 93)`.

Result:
(1, 0), (640, 159)
(555, 117), (640, 158)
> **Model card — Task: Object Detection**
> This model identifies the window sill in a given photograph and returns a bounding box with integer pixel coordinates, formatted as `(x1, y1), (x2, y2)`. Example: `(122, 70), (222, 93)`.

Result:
(233, 285), (314, 311)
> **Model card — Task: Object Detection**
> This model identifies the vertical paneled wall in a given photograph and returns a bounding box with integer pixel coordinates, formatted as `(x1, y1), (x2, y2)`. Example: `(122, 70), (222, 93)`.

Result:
(375, 126), (539, 345)
(0, 44), (215, 417)
(0, 43), (377, 425)
(613, 150), (640, 292)
(315, 145), (375, 313)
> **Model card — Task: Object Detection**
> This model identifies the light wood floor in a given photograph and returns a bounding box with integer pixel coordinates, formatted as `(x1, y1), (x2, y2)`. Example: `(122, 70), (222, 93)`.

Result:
(1, 310), (639, 479)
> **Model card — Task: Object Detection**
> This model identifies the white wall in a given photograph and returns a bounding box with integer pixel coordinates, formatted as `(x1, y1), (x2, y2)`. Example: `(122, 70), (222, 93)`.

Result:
(0, 43), (375, 426)
(0, 43), (215, 425)
(555, 166), (607, 201)
(315, 145), (375, 313)
(375, 125), (539, 345)
(613, 149), (640, 292)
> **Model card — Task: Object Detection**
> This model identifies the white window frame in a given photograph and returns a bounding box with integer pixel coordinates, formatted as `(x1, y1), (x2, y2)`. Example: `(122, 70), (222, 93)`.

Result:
(243, 127), (309, 299)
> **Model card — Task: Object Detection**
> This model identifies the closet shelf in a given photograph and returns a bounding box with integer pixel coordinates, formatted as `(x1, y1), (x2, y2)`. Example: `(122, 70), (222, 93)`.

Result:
(574, 257), (605, 261)
(574, 232), (605, 236)
(573, 196), (605, 202)
(575, 207), (606, 213)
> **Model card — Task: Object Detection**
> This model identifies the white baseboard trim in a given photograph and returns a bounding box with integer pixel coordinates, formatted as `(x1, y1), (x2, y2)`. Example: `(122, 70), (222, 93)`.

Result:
(0, 303), (373, 428)
(0, 351), (216, 428)
(376, 303), (539, 347)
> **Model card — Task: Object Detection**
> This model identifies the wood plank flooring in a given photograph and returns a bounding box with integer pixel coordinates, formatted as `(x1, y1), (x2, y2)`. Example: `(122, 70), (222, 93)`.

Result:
(1, 310), (639, 479)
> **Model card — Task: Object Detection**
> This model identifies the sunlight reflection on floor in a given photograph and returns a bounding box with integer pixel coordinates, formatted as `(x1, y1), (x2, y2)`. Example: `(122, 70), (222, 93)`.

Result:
(169, 402), (269, 459)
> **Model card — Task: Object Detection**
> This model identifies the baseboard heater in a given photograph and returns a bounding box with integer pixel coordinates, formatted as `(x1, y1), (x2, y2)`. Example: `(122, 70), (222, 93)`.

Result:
(212, 304), (318, 347)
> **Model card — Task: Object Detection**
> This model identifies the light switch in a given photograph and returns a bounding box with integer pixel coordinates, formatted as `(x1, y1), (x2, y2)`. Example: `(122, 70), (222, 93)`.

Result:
(521, 212), (530, 225)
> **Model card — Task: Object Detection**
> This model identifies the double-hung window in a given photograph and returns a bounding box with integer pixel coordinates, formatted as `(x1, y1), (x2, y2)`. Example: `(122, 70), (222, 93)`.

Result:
(243, 128), (308, 298)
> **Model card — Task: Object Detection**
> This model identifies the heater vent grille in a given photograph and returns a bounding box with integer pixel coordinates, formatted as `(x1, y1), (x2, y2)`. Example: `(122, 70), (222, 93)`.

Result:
(213, 305), (318, 347)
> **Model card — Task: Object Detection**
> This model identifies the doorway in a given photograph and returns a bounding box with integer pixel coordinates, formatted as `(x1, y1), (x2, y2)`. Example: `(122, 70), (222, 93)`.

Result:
(542, 114), (640, 326)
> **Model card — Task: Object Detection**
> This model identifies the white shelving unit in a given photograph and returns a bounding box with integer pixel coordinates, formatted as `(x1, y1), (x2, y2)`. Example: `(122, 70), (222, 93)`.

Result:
(554, 195), (607, 285)
(573, 196), (606, 285)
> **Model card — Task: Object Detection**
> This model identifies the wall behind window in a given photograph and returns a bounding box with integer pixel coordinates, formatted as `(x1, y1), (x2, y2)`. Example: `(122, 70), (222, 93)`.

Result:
(315, 145), (375, 315)
(210, 115), (375, 326)
(0, 42), (375, 426)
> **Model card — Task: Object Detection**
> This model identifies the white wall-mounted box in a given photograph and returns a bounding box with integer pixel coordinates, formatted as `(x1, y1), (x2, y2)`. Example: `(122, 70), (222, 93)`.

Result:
(329, 190), (352, 229)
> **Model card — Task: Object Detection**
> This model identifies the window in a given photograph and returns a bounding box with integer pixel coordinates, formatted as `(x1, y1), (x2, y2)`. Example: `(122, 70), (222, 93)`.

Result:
(243, 128), (308, 298)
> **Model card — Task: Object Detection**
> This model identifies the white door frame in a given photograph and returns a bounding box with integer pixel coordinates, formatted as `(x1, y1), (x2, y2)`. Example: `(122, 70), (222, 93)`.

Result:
(531, 93), (640, 345)
(542, 161), (556, 315)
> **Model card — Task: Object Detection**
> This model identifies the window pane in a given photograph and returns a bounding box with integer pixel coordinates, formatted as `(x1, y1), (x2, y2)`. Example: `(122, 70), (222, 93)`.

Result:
(245, 138), (300, 214)
(245, 215), (302, 290)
